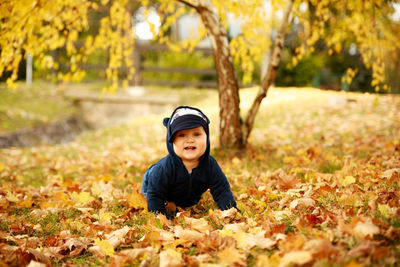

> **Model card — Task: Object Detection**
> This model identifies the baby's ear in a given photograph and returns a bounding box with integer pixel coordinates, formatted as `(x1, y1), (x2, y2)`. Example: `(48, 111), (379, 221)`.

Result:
(163, 117), (170, 127)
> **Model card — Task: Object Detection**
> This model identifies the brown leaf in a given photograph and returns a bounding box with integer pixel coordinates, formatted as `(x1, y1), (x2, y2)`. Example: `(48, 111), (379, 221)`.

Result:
(303, 239), (339, 259)
(111, 247), (154, 267)
(275, 169), (298, 191)
(104, 226), (133, 248)
(0, 245), (51, 267)
(196, 232), (235, 252)
(289, 197), (315, 210)
(174, 226), (205, 242)
(348, 240), (382, 257)
(60, 237), (92, 257)
(184, 217), (213, 232)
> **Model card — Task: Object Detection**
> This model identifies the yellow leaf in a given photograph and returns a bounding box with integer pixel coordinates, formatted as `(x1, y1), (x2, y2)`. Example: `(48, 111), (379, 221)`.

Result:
(232, 157), (241, 166)
(94, 239), (114, 257)
(218, 246), (245, 265)
(378, 204), (389, 218)
(6, 191), (19, 203)
(256, 254), (280, 267)
(127, 190), (147, 210)
(17, 197), (34, 208)
(0, 162), (5, 172)
(66, 219), (86, 233)
(99, 209), (113, 223)
(340, 176), (356, 187)
(71, 191), (95, 204)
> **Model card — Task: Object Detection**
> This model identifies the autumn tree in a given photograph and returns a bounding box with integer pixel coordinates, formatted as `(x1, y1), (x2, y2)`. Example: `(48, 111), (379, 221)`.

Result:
(1, 0), (399, 149)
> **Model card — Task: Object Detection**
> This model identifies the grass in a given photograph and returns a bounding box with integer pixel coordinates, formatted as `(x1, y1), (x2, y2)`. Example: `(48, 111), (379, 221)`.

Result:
(0, 81), (77, 133)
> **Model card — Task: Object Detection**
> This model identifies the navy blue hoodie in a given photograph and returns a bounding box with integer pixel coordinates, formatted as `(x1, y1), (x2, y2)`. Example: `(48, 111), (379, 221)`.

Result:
(141, 106), (236, 215)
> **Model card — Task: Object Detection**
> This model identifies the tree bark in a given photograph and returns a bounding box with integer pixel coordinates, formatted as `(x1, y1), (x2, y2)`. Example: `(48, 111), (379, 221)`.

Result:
(242, 0), (294, 143)
(178, 0), (243, 148)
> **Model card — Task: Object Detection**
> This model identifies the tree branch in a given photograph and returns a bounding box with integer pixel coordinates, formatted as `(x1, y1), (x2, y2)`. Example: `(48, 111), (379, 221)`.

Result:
(242, 0), (294, 142)
(175, 0), (198, 10)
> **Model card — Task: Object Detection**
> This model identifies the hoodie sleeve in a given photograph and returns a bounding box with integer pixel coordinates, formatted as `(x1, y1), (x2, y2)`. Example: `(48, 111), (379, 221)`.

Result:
(144, 161), (170, 215)
(208, 157), (237, 210)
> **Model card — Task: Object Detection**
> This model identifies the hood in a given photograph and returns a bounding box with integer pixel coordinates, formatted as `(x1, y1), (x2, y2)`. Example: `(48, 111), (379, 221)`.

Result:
(163, 106), (210, 163)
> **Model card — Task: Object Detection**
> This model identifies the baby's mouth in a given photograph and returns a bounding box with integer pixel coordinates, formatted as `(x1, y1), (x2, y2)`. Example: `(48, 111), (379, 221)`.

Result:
(184, 146), (196, 150)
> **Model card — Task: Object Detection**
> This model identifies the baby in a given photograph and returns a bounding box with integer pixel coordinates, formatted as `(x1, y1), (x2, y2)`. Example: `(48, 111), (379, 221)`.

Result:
(141, 106), (236, 215)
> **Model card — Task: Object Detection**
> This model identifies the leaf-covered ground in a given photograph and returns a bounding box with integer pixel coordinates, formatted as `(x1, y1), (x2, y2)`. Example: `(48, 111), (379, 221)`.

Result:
(0, 87), (399, 266)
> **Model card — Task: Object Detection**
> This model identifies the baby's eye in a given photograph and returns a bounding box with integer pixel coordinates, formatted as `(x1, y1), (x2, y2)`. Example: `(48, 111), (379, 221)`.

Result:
(178, 133), (185, 137)
(194, 132), (202, 136)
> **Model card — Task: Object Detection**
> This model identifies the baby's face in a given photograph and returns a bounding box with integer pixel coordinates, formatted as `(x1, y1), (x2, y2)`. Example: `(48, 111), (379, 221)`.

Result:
(173, 126), (207, 163)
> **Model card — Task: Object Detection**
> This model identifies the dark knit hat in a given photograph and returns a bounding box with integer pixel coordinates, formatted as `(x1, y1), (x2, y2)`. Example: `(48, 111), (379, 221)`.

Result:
(168, 107), (209, 143)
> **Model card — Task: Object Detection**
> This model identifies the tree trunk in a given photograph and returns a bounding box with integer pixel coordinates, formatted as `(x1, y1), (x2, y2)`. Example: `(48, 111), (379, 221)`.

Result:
(180, 0), (243, 148)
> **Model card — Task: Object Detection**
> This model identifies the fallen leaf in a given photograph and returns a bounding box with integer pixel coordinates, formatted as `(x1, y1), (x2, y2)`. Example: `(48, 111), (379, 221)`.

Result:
(220, 207), (237, 218)
(185, 217), (213, 232)
(92, 239), (114, 257)
(61, 237), (92, 257)
(112, 247), (154, 267)
(174, 226), (204, 242)
(256, 254), (280, 267)
(71, 191), (94, 205)
(276, 169), (298, 190)
(289, 197), (315, 209)
(348, 240), (382, 257)
(105, 226), (133, 248)
(218, 246), (245, 265)
(379, 168), (399, 179)
(223, 223), (247, 232)
(6, 191), (19, 203)
(279, 251), (313, 267)
(159, 249), (183, 267)
(127, 190), (147, 210)
(98, 209), (114, 223)
(353, 220), (380, 239)
(340, 176), (356, 187)
(246, 232), (276, 249)
(303, 239), (338, 259)
(378, 204), (390, 218)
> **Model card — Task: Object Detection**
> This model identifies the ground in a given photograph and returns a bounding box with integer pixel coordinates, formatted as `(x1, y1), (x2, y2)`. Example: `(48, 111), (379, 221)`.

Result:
(0, 84), (400, 266)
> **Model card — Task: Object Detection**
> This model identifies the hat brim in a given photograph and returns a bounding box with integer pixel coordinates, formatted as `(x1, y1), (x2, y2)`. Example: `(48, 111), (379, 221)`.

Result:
(169, 116), (207, 143)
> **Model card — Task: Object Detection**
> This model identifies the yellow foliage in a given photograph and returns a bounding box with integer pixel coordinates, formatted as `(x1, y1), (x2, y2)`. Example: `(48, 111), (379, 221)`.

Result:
(6, 191), (19, 203)
(94, 238), (114, 257)
(378, 204), (389, 218)
(339, 176), (356, 187)
(127, 190), (147, 210)
(71, 191), (95, 204)
(218, 246), (245, 265)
